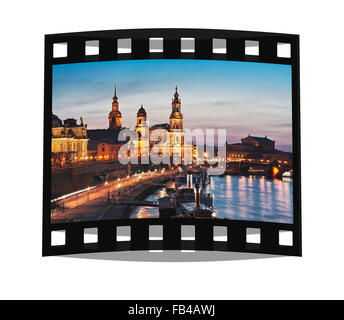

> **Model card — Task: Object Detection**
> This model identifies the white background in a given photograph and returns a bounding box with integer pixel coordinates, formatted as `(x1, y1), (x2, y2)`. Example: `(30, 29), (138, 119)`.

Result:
(0, 0), (343, 300)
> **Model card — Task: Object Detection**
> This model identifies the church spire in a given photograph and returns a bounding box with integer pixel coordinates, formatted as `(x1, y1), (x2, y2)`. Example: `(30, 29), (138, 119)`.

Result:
(173, 85), (180, 101)
(109, 82), (122, 130)
(170, 85), (183, 130)
(112, 82), (119, 106)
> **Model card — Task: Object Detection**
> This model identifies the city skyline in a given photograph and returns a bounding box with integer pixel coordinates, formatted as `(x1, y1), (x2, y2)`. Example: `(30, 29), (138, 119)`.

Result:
(52, 59), (292, 151)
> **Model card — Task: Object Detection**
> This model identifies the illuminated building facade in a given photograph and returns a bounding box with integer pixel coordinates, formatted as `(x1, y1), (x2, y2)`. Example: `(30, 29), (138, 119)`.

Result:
(168, 86), (187, 160)
(87, 84), (125, 161)
(96, 142), (122, 161)
(135, 105), (150, 160)
(53, 85), (194, 165)
(129, 87), (193, 163)
(87, 129), (125, 161)
(51, 115), (88, 167)
(226, 135), (291, 165)
(108, 84), (122, 130)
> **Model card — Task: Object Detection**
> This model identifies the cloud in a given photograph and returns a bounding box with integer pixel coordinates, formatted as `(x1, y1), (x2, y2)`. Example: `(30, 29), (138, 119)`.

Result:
(52, 59), (292, 147)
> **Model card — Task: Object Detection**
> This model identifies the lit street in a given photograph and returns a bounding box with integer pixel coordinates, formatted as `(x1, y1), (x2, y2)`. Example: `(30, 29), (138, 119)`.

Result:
(51, 168), (178, 223)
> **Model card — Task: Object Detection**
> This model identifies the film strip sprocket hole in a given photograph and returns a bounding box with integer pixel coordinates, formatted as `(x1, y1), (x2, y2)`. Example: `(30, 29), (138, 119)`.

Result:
(43, 29), (301, 257)
(48, 220), (298, 256)
(48, 29), (295, 64)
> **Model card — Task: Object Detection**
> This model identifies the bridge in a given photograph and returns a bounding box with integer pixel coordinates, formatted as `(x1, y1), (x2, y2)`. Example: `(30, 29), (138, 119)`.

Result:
(225, 160), (292, 179)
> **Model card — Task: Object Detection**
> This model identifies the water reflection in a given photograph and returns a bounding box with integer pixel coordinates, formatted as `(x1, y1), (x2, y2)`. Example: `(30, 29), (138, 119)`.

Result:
(130, 176), (293, 223)
(130, 188), (165, 218)
(206, 176), (293, 223)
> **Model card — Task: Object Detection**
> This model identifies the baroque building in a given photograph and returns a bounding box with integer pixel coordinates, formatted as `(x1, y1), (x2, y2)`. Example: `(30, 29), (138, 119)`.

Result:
(52, 84), (194, 166)
(169, 86), (183, 130)
(129, 86), (192, 163)
(87, 83), (126, 161)
(168, 86), (186, 160)
(108, 84), (122, 130)
(135, 105), (150, 160)
(226, 134), (291, 164)
(51, 115), (88, 167)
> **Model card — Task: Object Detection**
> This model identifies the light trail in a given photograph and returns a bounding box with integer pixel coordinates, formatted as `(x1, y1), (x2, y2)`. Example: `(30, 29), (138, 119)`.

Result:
(51, 186), (96, 203)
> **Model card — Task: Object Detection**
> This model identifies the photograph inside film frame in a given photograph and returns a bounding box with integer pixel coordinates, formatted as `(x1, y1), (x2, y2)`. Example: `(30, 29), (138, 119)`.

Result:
(51, 59), (293, 225)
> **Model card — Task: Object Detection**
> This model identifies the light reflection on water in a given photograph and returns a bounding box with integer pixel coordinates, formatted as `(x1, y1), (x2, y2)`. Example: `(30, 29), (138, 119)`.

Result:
(130, 175), (293, 223)
(130, 188), (165, 219)
(206, 175), (293, 223)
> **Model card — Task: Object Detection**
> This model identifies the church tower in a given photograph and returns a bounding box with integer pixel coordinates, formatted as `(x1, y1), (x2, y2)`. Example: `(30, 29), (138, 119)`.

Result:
(108, 83), (122, 130)
(135, 105), (149, 160)
(169, 86), (184, 162)
(136, 104), (147, 138)
(169, 86), (183, 130)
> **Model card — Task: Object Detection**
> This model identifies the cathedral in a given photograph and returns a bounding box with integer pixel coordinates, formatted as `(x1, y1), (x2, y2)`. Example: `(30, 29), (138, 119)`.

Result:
(128, 86), (193, 163)
(52, 84), (194, 167)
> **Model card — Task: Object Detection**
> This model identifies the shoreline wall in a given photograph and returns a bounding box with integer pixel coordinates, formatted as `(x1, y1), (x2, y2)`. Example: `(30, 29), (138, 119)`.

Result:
(51, 161), (128, 199)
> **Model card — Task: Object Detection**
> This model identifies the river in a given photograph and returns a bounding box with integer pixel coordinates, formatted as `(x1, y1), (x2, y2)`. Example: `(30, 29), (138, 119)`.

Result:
(130, 175), (293, 223)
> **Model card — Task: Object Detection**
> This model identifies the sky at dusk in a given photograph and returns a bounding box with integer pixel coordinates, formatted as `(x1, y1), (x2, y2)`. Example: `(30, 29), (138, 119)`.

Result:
(52, 59), (292, 151)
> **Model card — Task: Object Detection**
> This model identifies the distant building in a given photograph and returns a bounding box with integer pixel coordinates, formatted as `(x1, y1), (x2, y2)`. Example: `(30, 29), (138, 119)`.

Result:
(242, 135), (275, 151)
(51, 115), (88, 167)
(226, 134), (291, 164)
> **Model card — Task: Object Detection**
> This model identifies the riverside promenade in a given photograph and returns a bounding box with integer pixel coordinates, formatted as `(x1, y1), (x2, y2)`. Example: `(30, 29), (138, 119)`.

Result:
(51, 168), (178, 223)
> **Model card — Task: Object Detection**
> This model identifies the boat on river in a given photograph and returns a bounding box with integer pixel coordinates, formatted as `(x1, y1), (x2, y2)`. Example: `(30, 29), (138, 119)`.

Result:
(158, 171), (215, 218)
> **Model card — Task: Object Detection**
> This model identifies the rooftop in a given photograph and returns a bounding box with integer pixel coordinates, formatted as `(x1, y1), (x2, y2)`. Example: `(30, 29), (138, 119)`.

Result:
(245, 135), (274, 143)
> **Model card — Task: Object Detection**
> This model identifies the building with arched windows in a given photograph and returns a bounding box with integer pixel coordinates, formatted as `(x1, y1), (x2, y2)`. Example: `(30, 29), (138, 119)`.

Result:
(86, 83), (126, 161)
(226, 134), (292, 164)
(52, 84), (194, 166)
(51, 115), (88, 167)
(127, 86), (193, 163)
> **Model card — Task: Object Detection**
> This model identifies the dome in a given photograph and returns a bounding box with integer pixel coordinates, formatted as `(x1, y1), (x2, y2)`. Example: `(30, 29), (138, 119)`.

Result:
(173, 85), (180, 102)
(137, 105), (146, 116)
(108, 110), (122, 118)
(52, 114), (62, 127)
(174, 85), (179, 98)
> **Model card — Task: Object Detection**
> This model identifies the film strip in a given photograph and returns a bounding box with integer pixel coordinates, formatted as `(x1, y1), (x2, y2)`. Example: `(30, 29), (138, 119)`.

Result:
(43, 28), (301, 257)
